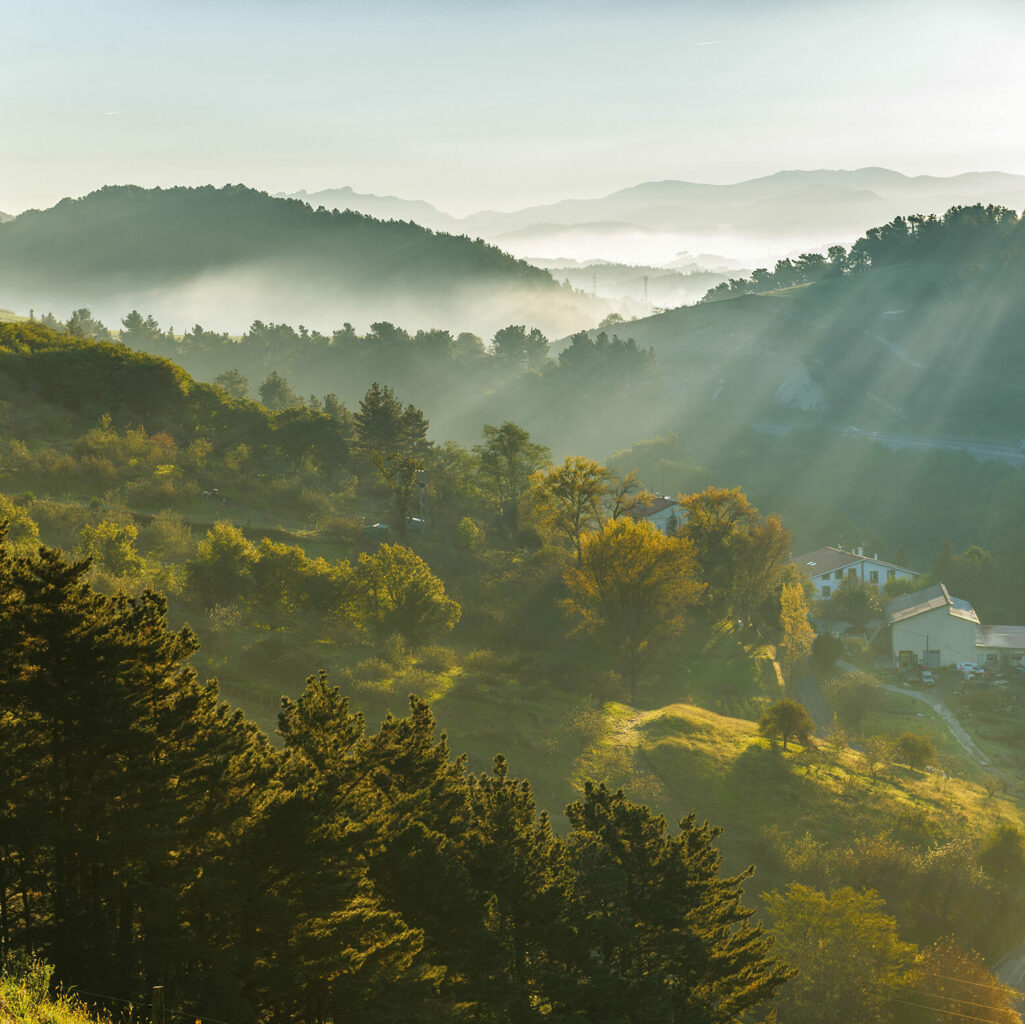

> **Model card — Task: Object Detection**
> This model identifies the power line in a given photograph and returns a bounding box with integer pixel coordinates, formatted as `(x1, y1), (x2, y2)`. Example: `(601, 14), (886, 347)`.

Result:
(903, 985), (1020, 1014)
(890, 994), (1017, 1023)
(920, 970), (1023, 994)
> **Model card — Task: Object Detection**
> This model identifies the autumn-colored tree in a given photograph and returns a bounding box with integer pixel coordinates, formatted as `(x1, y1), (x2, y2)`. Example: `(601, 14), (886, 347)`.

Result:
(605, 468), (652, 521)
(764, 884), (916, 1024)
(680, 486), (791, 628)
(778, 580), (814, 678)
(526, 456), (613, 559)
(563, 517), (702, 699)
(900, 939), (1020, 1024)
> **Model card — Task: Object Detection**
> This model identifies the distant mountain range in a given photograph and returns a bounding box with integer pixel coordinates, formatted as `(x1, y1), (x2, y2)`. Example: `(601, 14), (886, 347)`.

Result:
(0, 185), (606, 335)
(282, 168), (1025, 267)
(280, 187), (459, 233)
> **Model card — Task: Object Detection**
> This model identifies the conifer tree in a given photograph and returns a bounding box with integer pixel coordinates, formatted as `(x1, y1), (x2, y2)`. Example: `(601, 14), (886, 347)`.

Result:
(557, 782), (792, 1022)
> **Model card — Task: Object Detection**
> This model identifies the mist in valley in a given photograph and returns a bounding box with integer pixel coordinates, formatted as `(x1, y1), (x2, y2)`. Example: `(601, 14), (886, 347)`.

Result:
(7, 0), (1025, 1020)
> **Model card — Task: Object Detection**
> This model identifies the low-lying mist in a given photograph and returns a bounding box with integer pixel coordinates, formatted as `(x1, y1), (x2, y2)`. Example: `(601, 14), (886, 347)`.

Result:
(3, 262), (607, 340)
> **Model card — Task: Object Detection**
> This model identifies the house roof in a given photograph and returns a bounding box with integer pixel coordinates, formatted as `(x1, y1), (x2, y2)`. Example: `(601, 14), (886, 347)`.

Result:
(976, 625), (1025, 650)
(793, 547), (862, 576)
(792, 545), (919, 579)
(628, 496), (680, 519)
(886, 583), (980, 625)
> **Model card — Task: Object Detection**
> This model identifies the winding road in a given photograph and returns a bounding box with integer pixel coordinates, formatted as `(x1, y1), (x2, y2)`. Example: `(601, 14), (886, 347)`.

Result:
(877, 682), (991, 767)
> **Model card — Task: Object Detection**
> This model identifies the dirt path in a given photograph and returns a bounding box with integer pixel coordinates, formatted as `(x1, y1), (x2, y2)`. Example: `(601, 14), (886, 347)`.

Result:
(835, 659), (991, 768)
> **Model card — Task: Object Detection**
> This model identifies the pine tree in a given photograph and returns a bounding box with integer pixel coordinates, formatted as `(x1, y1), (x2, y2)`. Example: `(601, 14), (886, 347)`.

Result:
(556, 782), (792, 1022)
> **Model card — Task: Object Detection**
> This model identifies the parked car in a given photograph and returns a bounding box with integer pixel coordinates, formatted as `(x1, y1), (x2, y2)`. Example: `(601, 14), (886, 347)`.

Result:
(920, 670), (936, 686)
(956, 662), (984, 678)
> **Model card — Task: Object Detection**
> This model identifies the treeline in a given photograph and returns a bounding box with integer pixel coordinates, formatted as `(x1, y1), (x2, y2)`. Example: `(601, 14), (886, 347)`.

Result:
(28, 309), (658, 454)
(0, 535), (791, 1022)
(702, 203), (1025, 301)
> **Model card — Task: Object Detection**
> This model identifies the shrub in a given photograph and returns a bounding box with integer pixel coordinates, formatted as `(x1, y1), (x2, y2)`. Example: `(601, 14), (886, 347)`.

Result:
(418, 644), (456, 673)
(894, 732), (937, 770)
(352, 656), (394, 683)
(812, 631), (844, 669)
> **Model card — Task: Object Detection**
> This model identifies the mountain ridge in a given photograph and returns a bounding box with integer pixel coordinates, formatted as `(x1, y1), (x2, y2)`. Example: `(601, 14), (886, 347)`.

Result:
(0, 183), (606, 335)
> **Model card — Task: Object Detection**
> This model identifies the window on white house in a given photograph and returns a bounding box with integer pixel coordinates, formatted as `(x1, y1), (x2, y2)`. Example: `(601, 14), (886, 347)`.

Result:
(822, 585), (831, 598)
(870, 571), (879, 584)
(887, 569), (895, 580)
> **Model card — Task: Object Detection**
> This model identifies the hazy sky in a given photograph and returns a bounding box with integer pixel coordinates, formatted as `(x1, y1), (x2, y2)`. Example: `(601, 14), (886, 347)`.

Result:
(3, 0), (1024, 215)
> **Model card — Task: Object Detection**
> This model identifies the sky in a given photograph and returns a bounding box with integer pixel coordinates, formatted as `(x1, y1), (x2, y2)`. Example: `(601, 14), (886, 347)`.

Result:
(3, 0), (1025, 216)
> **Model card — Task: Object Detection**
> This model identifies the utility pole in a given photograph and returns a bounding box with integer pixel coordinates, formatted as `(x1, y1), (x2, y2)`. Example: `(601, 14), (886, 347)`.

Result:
(151, 987), (164, 1024)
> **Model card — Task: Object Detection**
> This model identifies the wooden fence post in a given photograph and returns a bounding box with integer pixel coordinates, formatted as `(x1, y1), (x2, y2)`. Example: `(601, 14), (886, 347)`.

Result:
(151, 986), (164, 1024)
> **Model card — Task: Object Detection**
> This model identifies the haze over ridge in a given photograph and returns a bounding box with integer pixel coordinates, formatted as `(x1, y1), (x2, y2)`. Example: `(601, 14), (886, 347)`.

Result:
(281, 166), (1025, 267)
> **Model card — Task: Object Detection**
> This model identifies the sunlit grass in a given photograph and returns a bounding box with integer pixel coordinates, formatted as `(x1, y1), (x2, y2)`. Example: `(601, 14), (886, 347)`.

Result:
(564, 698), (1024, 881)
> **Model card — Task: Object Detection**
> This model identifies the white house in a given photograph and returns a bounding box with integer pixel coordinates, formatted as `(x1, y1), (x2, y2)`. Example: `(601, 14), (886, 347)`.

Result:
(887, 584), (980, 669)
(627, 496), (686, 534)
(887, 585), (1025, 671)
(792, 545), (920, 599)
(975, 625), (1025, 669)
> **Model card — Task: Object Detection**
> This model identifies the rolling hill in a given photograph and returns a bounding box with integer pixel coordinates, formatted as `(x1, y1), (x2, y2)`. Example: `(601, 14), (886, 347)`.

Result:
(594, 212), (1025, 443)
(0, 185), (606, 336)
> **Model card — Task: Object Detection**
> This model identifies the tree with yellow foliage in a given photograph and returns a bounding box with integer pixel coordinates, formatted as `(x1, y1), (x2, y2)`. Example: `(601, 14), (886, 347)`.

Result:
(680, 485), (791, 629)
(563, 517), (702, 699)
(525, 456), (612, 559)
(778, 580), (815, 678)
(525, 457), (653, 560)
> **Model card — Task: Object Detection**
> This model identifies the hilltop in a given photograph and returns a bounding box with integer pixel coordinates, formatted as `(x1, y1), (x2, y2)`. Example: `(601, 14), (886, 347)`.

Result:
(0, 185), (606, 336)
(592, 206), (1025, 442)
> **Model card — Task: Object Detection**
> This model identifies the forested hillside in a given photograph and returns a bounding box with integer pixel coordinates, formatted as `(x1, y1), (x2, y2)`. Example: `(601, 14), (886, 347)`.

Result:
(0, 185), (606, 335)
(3, 319), (1025, 1024)
(594, 204), (1025, 441)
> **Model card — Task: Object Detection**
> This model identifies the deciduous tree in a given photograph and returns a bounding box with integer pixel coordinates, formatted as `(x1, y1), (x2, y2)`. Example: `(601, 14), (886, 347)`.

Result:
(563, 517), (701, 698)
(350, 543), (460, 646)
(779, 581), (814, 678)
(525, 456), (613, 559)
(758, 699), (815, 750)
(680, 486), (791, 628)
(764, 883), (915, 1024)
(474, 422), (550, 533)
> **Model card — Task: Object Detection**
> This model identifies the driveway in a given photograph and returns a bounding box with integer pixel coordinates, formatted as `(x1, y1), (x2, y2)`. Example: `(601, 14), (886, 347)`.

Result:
(878, 683), (991, 768)
(835, 659), (991, 769)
